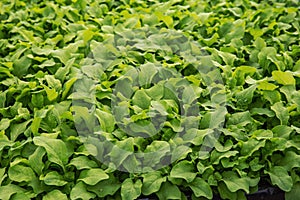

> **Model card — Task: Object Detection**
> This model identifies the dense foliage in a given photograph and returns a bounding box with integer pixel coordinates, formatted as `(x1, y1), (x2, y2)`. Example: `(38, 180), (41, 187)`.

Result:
(0, 0), (300, 199)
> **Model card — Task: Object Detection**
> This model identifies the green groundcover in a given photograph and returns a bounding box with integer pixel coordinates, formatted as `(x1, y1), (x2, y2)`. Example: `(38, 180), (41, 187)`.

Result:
(0, 0), (300, 199)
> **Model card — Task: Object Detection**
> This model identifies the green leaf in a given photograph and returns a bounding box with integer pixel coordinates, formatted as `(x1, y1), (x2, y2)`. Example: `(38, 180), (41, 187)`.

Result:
(156, 181), (181, 200)
(257, 81), (278, 91)
(70, 182), (96, 200)
(138, 62), (158, 87)
(95, 109), (115, 133)
(285, 182), (300, 200)
(62, 77), (77, 100)
(13, 55), (32, 77)
(271, 101), (289, 125)
(227, 111), (253, 126)
(265, 166), (293, 192)
(29, 147), (46, 175)
(145, 83), (164, 100)
(110, 138), (134, 167)
(142, 171), (166, 195)
(43, 190), (68, 200)
(42, 171), (68, 186)
(251, 129), (273, 140)
(241, 138), (265, 156)
(0, 184), (25, 200)
(10, 192), (31, 200)
(143, 141), (170, 167)
(33, 136), (71, 170)
(188, 177), (213, 199)
(278, 151), (300, 171)
(170, 160), (197, 183)
(263, 90), (281, 104)
(10, 120), (31, 141)
(250, 108), (275, 117)
(272, 71), (295, 85)
(43, 85), (58, 102)
(258, 47), (277, 69)
(121, 178), (142, 200)
(222, 171), (253, 193)
(132, 89), (151, 109)
(254, 37), (266, 50)
(236, 85), (256, 107)
(86, 174), (121, 197)
(272, 125), (293, 139)
(8, 165), (36, 182)
(232, 66), (257, 86)
(0, 118), (10, 131)
(68, 156), (98, 170)
(218, 181), (237, 200)
(78, 168), (109, 185)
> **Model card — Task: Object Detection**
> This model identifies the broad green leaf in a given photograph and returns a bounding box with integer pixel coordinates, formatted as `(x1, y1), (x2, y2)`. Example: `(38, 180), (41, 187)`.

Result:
(257, 81), (278, 91)
(278, 151), (300, 171)
(0, 118), (10, 130)
(132, 89), (151, 109)
(86, 174), (121, 197)
(62, 77), (77, 100)
(251, 129), (273, 140)
(0, 168), (6, 185)
(200, 107), (227, 129)
(29, 147), (46, 175)
(232, 66), (256, 86)
(218, 181), (237, 200)
(143, 141), (170, 167)
(10, 120), (31, 141)
(272, 125), (293, 139)
(43, 190), (68, 200)
(33, 136), (71, 169)
(222, 171), (255, 193)
(145, 83), (164, 100)
(31, 93), (44, 108)
(272, 71), (295, 85)
(188, 177), (213, 199)
(109, 138), (134, 167)
(10, 192), (31, 200)
(265, 166), (293, 192)
(70, 182), (96, 200)
(42, 171), (67, 186)
(241, 138), (265, 156)
(236, 85), (256, 107)
(227, 111), (253, 126)
(13, 55), (32, 77)
(285, 182), (300, 200)
(271, 101), (289, 125)
(211, 150), (239, 165)
(171, 145), (192, 163)
(254, 37), (266, 50)
(68, 156), (98, 170)
(250, 108), (275, 117)
(0, 184), (25, 200)
(95, 109), (115, 133)
(258, 47), (277, 69)
(170, 160), (197, 183)
(216, 50), (237, 66)
(280, 85), (295, 103)
(121, 178), (142, 200)
(8, 165), (36, 182)
(156, 181), (181, 200)
(142, 171), (166, 195)
(138, 62), (158, 87)
(78, 168), (109, 185)
(55, 58), (75, 82)
(43, 85), (58, 101)
(263, 90), (281, 104)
